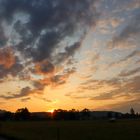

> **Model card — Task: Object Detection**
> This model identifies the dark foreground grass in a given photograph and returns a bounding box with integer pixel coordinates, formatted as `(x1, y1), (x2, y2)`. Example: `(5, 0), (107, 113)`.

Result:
(0, 120), (140, 140)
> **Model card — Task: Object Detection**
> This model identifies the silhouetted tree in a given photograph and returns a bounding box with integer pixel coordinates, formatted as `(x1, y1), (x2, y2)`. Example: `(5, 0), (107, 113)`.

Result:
(4, 111), (13, 120)
(81, 108), (90, 120)
(68, 109), (79, 120)
(53, 109), (66, 120)
(53, 109), (79, 120)
(0, 110), (13, 121)
(15, 107), (30, 120)
(130, 108), (135, 115)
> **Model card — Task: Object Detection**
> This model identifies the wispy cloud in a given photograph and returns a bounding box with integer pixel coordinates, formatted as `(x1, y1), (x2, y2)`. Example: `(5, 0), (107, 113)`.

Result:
(0, 87), (31, 99)
(107, 50), (140, 69)
(21, 97), (31, 102)
(108, 13), (140, 49)
(119, 67), (140, 77)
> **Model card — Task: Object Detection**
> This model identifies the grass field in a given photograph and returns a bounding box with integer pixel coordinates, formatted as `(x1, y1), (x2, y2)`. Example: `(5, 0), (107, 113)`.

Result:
(0, 120), (140, 140)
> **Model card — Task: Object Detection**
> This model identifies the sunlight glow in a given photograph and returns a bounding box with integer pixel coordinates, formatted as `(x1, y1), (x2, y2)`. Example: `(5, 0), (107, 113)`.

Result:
(48, 109), (54, 113)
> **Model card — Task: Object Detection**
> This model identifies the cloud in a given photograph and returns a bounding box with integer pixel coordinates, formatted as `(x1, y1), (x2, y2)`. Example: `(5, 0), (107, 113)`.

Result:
(93, 76), (140, 100)
(32, 67), (76, 89)
(0, 0), (99, 93)
(80, 77), (121, 91)
(0, 0), (98, 62)
(21, 97), (31, 102)
(121, 50), (140, 61)
(65, 77), (123, 100)
(51, 67), (76, 86)
(108, 13), (140, 49)
(54, 41), (83, 65)
(73, 74), (140, 101)
(0, 85), (45, 100)
(33, 81), (45, 90)
(0, 25), (7, 47)
(97, 17), (124, 34)
(136, 60), (140, 64)
(0, 87), (31, 99)
(122, 0), (140, 11)
(119, 67), (140, 77)
(107, 50), (140, 68)
(92, 53), (100, 64)
(0, 59), (23, 79)
(40, 97), (52, 103)
(90, 93), (114, 100)
(125, 76), (140, 93)
(110, 18), (124, 28)
(0, 47), (15, 69)
(34, 60), (55, 75)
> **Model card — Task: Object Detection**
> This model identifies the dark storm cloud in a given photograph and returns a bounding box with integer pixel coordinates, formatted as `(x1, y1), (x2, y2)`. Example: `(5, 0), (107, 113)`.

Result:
(0, 25), (7, 47)
(0, 0), (100, 101)
(54, 41), (82, 64)
(0, 0), (99, 91)
(0, 0), (98, 62)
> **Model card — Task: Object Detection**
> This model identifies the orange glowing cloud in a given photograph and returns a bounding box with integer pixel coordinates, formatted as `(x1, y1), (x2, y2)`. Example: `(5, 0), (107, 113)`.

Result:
(0, 47), (15, 69)
(34, 60), (55, 75)
(38, 67), (76, 87)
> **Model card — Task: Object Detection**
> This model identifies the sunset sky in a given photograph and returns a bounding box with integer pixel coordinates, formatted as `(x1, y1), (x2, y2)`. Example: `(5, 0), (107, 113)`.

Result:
(0, 0), (140, 113)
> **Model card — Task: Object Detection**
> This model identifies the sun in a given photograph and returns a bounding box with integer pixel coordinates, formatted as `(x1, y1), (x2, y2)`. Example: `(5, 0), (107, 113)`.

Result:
(48, 109), (54, 113)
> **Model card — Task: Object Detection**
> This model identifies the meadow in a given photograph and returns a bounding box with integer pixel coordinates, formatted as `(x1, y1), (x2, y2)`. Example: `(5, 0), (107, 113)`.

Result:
(0, 120), (140, 140)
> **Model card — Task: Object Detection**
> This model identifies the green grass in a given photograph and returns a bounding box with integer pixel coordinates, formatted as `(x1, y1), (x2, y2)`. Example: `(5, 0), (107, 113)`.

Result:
(0, 120), (140, 140)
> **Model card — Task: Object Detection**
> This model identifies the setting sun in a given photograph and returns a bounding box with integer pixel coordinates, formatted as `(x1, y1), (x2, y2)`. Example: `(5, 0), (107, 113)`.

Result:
(48, 109), (54, 113)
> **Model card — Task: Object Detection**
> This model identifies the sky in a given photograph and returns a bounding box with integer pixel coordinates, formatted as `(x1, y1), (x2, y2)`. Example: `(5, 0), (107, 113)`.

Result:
(0, 0), (139, 113)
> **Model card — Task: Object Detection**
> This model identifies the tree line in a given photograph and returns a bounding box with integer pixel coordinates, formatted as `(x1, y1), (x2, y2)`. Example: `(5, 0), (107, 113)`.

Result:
(0, 107), (140, 121)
